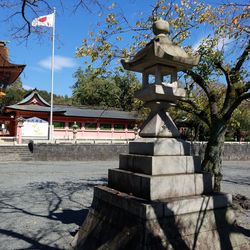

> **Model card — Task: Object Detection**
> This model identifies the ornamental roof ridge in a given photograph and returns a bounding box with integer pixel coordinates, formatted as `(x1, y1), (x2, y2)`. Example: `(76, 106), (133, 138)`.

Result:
(16, 88), (51, 107)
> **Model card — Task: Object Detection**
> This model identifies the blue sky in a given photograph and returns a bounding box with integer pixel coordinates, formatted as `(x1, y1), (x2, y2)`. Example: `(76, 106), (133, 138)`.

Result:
(0, 1), (159, 96)
(0, 1), (219, 97)
(1, 2), (99, 96)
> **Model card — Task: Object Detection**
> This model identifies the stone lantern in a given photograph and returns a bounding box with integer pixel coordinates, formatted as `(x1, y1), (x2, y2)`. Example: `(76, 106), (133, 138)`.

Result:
(121, 19), (199, 138)
(133, 123), (139, 138)
(72, 20), (247, 250)
(72, 121), (79, 141)
(16, 116), (25, 144)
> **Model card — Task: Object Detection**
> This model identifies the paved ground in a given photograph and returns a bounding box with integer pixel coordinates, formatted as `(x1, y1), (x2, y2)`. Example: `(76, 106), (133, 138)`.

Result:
(0, 160), (249, 250)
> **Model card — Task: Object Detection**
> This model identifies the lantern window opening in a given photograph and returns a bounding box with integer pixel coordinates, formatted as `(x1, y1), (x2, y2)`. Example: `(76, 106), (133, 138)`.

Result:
(148, 75), (155, 85)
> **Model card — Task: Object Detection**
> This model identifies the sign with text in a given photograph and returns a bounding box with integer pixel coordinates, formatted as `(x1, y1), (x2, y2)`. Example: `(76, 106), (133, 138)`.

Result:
(22, 117), (48, 137)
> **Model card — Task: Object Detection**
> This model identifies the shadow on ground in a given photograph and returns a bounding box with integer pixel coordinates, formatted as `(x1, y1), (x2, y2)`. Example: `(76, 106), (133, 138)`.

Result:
(0, 178), (107, 250)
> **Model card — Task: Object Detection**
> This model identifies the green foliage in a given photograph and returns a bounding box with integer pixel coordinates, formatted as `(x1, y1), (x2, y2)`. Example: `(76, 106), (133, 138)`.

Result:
(113, 72), (141, 111)
(37, 90), (73, 105)
(0, 78), (27, 111)
(72, 68), (120, 108)
(72, 68), (141, 111)
(76, 1), (249, 74)
(227, 100), (250, 140)
(0, 78), (73, 112)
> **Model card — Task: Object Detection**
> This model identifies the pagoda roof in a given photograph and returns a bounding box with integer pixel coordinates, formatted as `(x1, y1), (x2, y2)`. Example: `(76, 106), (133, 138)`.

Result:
(0, 63), (26, 85)
(0, 41), (26, 86)
(121, 33), (199, 73)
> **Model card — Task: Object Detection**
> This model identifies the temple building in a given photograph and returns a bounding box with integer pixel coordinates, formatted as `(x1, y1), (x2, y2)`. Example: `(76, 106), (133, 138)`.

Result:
(1, 89), (138, 141)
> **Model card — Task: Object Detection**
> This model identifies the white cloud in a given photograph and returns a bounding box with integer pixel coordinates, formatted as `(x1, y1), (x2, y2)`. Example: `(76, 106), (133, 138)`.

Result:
(23, 84), (33, 90)
(39, 55), (77, 71)
(193, 37), (232, 52)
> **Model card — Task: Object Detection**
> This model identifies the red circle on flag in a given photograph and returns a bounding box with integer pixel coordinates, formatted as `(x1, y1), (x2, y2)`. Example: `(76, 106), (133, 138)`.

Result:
(38, 17), (47, 22)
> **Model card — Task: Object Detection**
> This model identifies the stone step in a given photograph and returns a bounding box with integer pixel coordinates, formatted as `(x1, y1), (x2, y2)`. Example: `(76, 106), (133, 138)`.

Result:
(94, 186), (232, 219)
(119, 154), (201, 175)
(108, 168), (214, 200)
(72, 186), (248, 250)
(0, 145), (33, 161)
(129, 138), (191, 156)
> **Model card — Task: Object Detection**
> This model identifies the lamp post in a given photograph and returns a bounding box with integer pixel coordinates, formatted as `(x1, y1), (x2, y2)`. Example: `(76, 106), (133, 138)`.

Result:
(17, 116), (25, 144)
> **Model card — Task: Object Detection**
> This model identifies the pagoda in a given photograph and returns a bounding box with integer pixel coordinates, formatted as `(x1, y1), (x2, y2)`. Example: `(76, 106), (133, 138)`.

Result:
(0, 41), (25, 96)
(72, 19), (248, 249)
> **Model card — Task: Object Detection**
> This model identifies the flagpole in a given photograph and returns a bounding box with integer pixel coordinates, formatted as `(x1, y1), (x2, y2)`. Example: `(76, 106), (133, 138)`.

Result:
(49, 7), (56, 141)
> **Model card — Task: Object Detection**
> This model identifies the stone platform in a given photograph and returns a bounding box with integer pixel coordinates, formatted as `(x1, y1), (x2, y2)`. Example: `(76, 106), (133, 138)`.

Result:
(72, 186), (248, 250)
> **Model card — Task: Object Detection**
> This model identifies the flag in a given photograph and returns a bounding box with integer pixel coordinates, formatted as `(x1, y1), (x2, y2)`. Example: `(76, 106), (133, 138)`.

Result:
(32, 13), (54, 27)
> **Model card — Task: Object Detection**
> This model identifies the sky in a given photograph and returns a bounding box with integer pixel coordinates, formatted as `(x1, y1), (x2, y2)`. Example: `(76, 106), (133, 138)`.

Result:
(0, 1), (107, 96)
(0, 1), (221, 97)
(0, 0), (158, 97)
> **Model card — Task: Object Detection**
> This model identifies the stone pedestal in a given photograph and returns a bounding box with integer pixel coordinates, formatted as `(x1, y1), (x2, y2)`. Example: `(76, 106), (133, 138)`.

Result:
(72, 186), (247, 250)
(72, 139), (248, 249)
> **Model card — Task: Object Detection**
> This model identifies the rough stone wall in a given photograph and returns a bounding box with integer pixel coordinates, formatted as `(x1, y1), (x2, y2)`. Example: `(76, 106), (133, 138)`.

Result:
(32, 143), (128, 161)
(191, 142), (250, 161)
(0, 142), (249, 161)
(32, 142), (250, 161)
(223, 142), (250, 160)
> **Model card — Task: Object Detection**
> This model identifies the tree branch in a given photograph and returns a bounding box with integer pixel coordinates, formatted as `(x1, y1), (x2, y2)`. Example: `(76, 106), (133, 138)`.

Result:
(215, 61), (231, 84)
(178, 98), (201, 112)
(177, 99), (211, 127)
(245, 81), (250, 92)
(184, 70), (211, 98)
(224, 92), (250, 121)
(172, 23), (196, 41)
(21, 0), (31, 35)
(214, 61), (233, 115)
(220, 40), (250, 115)
(232, 39), (250, 72)
(183, 69), (219, 119)
(73, 0), (93, 13)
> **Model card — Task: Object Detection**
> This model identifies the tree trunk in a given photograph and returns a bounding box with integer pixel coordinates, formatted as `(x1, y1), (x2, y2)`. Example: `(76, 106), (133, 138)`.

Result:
(201, 121), (227, 192)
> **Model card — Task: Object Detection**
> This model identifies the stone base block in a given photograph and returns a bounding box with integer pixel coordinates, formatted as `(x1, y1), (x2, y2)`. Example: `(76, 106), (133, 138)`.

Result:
(139, 110), (180, 138)
(72, 186), (248, 250)
(119, 154), (201, 175)
(108, 169), (213, 200)
(129, 138), (191, 156)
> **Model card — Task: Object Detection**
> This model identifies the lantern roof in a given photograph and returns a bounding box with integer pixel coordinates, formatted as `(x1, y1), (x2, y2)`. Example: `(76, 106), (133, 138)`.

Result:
(0, 41), (26, 87)
(121, 19), (199, 73)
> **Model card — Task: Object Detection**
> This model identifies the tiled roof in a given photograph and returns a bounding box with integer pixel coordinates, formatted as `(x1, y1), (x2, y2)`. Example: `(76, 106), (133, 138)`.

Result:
(5, 104), (138, 120)
(5, 89), (139, 120)
(58, 105), (138, 120)
(5, 104), (65, 113)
